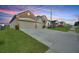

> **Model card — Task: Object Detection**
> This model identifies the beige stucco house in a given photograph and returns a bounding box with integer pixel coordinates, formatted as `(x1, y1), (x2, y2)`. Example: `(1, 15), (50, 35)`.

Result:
(9, 10), (48, 29)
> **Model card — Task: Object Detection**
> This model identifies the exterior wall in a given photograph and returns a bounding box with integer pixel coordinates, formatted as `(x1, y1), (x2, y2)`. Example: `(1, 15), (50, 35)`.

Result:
(35, 15), (48, 28)
(18, 21), (35, 29)
(19, 18), (35, 22)
(10, 19), (17, 29)
(18, 18), (44, 29)
(10, 11), (48, 29)
(18, 18), (35, 29)
(36, 18), (43, 29)
(10, 17), (44, 29)
(46, 21), (51, 28)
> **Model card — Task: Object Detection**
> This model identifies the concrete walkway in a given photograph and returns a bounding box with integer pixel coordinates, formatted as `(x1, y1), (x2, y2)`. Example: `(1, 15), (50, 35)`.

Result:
(21, 28), (79, 53)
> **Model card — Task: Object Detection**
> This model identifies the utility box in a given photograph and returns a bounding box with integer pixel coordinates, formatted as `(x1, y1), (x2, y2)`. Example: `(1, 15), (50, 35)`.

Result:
(15, 24), (19, 30)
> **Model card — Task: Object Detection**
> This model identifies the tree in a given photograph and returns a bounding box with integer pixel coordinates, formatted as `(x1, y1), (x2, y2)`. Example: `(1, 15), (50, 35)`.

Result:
(74, 21), (79, 26)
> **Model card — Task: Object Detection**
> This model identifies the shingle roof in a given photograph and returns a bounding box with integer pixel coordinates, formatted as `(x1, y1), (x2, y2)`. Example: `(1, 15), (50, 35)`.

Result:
(9, 15), (16, 23)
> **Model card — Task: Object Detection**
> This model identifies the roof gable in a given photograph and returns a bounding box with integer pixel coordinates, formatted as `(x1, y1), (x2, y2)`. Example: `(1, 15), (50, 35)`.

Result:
(17, 10), (35, 19)
(9, 15), (16, 23)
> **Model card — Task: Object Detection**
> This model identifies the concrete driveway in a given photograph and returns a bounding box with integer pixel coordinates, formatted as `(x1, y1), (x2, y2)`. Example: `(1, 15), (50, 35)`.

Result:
(21, 28), (79, 53)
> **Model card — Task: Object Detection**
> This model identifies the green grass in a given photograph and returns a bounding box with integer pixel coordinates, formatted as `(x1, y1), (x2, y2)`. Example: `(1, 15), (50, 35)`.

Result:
(75, 26), (79, 33)
(48, 26), (70, 32)
(0, 27), (49, 53)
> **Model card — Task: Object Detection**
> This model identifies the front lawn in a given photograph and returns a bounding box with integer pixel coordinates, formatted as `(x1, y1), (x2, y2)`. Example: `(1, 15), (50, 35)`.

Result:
(0, 27), (48, 53)
(48, 26), (70, 32)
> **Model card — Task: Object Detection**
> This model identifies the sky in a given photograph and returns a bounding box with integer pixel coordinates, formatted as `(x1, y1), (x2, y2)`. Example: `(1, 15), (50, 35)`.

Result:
(0, 5), (79, 25)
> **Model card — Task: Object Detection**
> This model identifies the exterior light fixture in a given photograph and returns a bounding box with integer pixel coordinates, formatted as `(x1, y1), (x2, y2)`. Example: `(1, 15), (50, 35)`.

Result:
(27, 12), (30, 16)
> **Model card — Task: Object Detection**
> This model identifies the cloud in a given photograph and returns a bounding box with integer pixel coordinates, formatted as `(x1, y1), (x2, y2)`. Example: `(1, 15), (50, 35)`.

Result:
(0, 9), (17, 15)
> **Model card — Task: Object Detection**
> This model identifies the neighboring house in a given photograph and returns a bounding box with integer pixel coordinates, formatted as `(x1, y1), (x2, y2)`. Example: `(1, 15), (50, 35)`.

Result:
(46, 20), (57, 28)
(0, 23), (5, 30)
(9, 10), (48, 29)
(46, 20), (65, 28)
(57, 21), (65, 27)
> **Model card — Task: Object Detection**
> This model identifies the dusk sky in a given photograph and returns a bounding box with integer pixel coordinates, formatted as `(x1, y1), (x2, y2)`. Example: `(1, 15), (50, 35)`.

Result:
(0, 5), (79, 24)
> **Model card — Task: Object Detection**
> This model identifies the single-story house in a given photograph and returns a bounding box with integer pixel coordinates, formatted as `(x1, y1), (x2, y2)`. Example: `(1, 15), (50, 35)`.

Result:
(46, 20), (65, 28)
